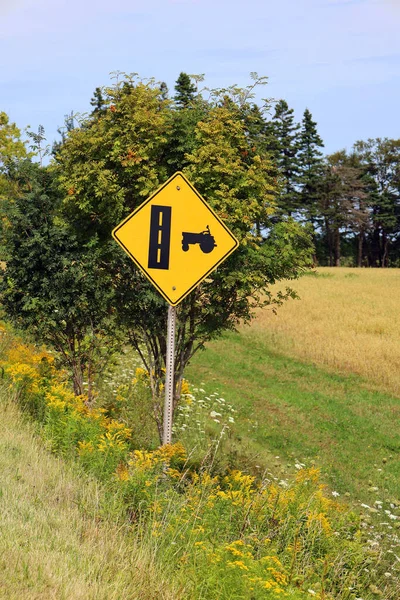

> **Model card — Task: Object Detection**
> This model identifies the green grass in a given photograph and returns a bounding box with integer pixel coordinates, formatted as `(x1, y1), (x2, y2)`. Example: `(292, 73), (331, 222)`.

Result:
(3, 325), (400, 598)
(0, 383), (181, 600)
(186, 329), (400, 504)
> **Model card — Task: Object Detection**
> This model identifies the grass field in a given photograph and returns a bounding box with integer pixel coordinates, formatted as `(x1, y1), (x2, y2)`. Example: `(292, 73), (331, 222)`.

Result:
(2, 267), (400, 598)
(186, 268), (400, 505)
(0, 384), (180, 600)
(251, 267), (400, 397)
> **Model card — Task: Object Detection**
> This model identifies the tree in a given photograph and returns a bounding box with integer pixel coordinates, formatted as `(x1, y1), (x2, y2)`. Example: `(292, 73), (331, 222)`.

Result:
(318, 151), (367, 266)
(52, 111), (76, 156)
(174, 72), (197, 108)
(353, 138), (400, 267)
(26, 124), (50, 167)
(0, 112), (30, 260)
(159, 82), (169, 102)
(0, 160), (119, 400)
(298, 108), (324, 223)
(164, 76), (208, 175)
(52, 75), (313, 441)
(0, 112), (28, 170)
(268, 100), (301, 217)
(90, 86), (107, 116)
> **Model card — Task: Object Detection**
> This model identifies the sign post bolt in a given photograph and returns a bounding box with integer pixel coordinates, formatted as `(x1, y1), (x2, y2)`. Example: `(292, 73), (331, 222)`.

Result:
(163, 304), (176, 445)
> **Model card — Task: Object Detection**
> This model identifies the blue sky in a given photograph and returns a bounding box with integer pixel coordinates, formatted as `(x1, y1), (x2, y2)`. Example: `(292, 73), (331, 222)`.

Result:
(1, 0), (399, 154)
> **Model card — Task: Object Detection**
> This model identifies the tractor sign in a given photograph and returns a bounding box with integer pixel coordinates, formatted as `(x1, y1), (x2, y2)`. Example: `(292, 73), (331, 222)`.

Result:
(182, 225), (217, 254)
(112, 172), (239, 306)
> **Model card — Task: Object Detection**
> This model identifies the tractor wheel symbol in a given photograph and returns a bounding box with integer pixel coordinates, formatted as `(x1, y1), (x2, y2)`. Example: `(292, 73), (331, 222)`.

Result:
(182, 226), (217, 254)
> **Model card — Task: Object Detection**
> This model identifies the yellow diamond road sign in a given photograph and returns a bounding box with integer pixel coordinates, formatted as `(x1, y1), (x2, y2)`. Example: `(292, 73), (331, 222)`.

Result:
(112, 172), (239, 306)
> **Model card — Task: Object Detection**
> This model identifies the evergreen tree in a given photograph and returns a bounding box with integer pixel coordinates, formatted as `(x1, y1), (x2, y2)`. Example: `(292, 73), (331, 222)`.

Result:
(353, 138), (400, 267)
(268, 100), (301, 216)
(163, 73), (208, 174)
(164, 97), (208, 175)
(159, 81), (169, 101)
(90, 86), (107, 115)
(298, 108), (324, 220)
(174, 72), (197, 108)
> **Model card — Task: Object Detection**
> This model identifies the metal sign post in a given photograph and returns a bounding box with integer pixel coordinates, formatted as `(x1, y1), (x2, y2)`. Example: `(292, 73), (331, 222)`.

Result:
(163, 305), (176, 445)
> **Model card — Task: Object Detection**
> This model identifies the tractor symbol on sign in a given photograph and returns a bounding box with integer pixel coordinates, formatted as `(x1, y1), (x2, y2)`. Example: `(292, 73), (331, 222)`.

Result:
(181, 226), (217, 254)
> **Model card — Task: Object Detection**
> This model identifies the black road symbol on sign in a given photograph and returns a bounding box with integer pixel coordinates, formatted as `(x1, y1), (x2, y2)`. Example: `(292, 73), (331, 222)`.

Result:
(181, 226), (217, 254)
(148, 205), (172, 269)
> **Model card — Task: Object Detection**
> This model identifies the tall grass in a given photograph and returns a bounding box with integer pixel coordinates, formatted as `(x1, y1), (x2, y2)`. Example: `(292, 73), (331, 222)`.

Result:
(0, 382), (182, 600)
(250, 267), (400, 397)
(2, 323), (400, 599)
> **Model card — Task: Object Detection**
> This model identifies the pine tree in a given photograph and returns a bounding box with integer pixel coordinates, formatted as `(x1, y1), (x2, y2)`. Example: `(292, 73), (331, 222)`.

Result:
(90, 87), (107, 115)
(298, 108), (324, 221)
(268, 99), (301, 216)
(165, 74), (207, 174)
(159, 82), (169, 101)
(353, 138), (400, 267)
(174, 72), (197, 108)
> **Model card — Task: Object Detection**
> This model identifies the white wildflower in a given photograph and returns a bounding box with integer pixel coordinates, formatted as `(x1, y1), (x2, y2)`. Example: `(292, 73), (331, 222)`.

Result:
(210, 411), (222, 418)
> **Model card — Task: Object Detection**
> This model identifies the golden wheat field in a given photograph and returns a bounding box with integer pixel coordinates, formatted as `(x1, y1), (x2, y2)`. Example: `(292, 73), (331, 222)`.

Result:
(248, 267), (400, 397)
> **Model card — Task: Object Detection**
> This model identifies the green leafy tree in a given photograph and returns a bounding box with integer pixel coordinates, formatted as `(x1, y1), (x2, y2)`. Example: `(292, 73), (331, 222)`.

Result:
(0, 160), (119, 400)
(318, 151), (367, 266)
(0, 112), (30, 259)
(26, 124), (50, 167)
(0, 112), (28, 170)
(52, 111), (76, 156)
(58, 75), (170, 239)
(52, 74), (313, 441)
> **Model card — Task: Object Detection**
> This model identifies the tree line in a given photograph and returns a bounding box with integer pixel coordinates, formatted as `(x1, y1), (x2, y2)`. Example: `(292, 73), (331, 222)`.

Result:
(265, 99), (400, 268)
(87, 73), (400, 268)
